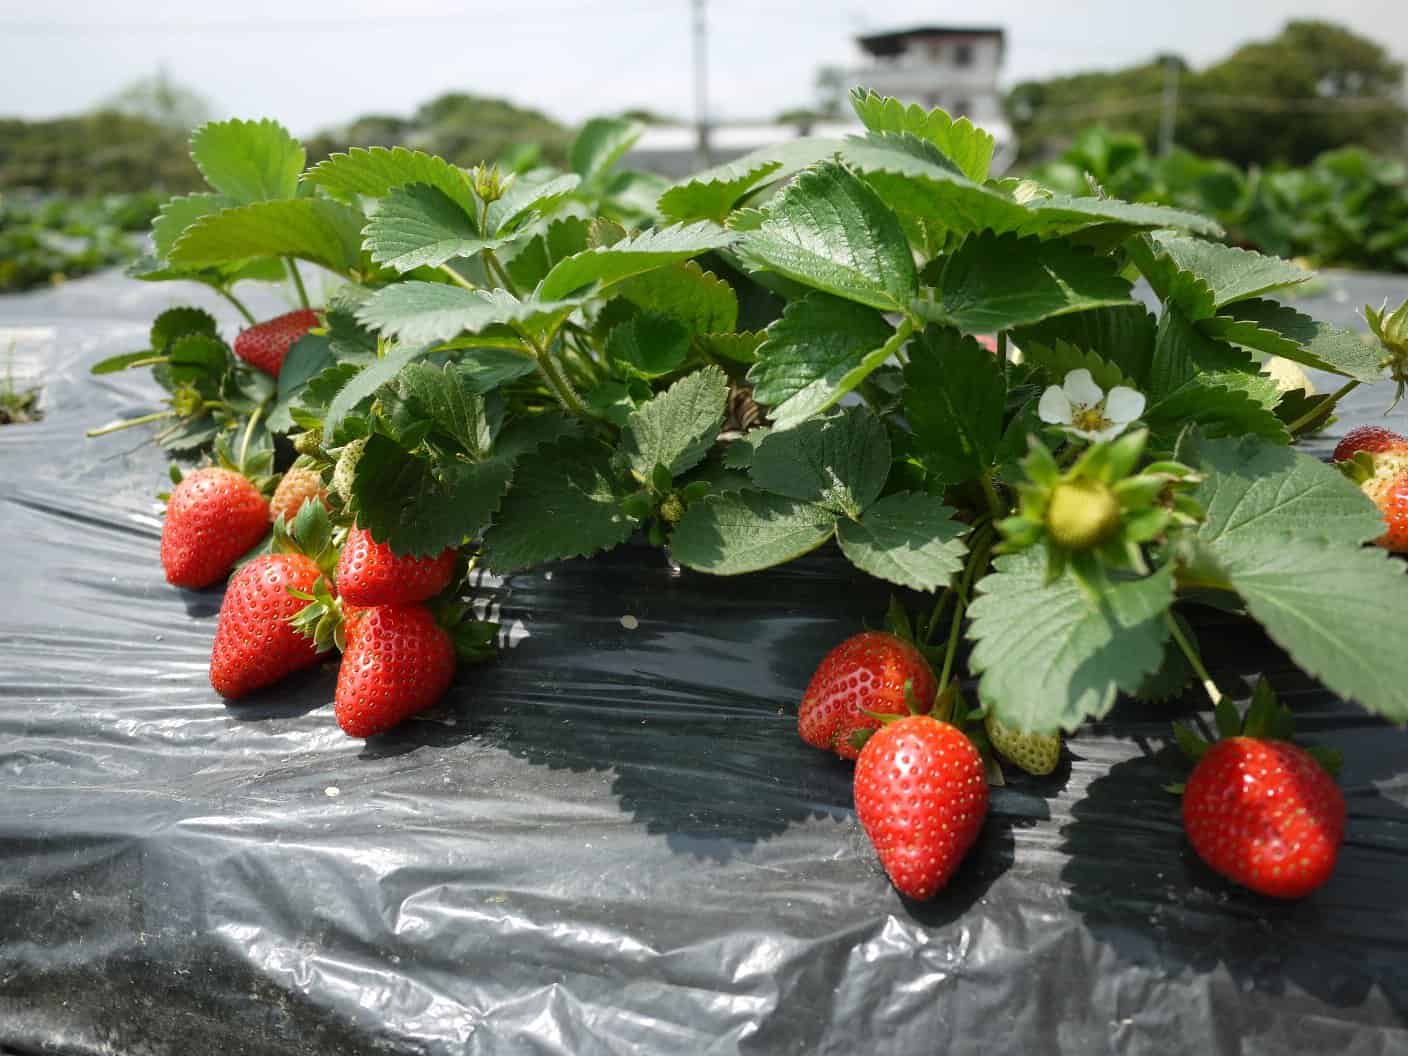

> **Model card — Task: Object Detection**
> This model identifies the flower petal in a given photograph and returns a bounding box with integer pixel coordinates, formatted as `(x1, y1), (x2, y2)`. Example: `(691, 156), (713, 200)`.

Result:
(1063, 368), (1104, 408)
(1038, 385), (1073, 424)
(1092, 422), (1127, 442)
(1104, 386), (1147, 424)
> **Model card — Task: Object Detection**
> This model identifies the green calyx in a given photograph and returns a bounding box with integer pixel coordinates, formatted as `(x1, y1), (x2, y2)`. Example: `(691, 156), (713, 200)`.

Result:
(273, 497), (339, 578)
(1366, 297), (1408, 407)
(1168, 676), (1343, 792)
(998, 429), (1203, 578)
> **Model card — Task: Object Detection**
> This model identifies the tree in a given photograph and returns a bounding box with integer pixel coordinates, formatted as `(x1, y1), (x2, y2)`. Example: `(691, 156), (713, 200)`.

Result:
(1007, 20), (1405, 166)
(103, 69), (212, 132)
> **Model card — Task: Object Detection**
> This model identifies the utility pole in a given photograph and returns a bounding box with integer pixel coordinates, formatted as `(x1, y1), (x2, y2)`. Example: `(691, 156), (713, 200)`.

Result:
(1158, 55), (1180, 157)
(691, 0), (711, 167)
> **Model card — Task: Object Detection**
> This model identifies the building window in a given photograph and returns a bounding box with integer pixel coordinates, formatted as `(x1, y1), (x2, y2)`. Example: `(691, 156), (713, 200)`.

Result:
(954, 43), (974, 67)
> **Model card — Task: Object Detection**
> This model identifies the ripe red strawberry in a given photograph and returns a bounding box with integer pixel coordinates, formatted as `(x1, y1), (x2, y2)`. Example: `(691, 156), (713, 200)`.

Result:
(233, 308), (319, 377)
(1363, 469), (1408, 552)
(1183, 737), (1345, 899)
(335, 604), (455, 737)
(209, 553), (328, 698)
(854, 715), (989, 900)
(269, 465), (328, 524)
(1332, 425), (1406, 464)
(798, 631), (937, 761)
(161, 467), (270, 588)
(336, 526), (457, 607)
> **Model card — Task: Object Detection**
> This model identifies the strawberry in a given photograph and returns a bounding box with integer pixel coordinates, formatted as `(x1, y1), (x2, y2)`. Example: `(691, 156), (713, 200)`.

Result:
(209, 553), (328, 698)
(335, 604), (455, 737)
(984, 711), (1061, 776)
(1364, 469), (1408, 552)
(1332, 425), (1406, 464)
(233, 309), (319, 377)
(269, 464), (328, 525)
(797, 631), (937, 761)
(854, 715), (989, 900)
(161, 467), (270, 588)
(336, 527), (458, 607)
(1183, 737), (1345, 899)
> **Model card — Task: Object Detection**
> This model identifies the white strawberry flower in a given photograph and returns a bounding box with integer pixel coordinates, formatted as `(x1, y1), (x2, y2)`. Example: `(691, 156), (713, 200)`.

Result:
(1038, 368), (1146, 442)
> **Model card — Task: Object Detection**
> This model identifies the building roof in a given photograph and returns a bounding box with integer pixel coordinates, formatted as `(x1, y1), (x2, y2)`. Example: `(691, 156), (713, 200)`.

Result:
(857, 25), (1005, 58)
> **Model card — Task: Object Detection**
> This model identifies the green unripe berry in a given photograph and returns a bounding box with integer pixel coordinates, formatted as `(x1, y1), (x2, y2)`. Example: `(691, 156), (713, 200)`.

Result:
(659, 494), (686, 524)
(1046, 479), (1121, 550)
(331, 436), (368, 502)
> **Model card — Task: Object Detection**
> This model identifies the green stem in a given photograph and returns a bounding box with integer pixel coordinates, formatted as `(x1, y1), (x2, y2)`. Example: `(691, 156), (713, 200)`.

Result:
(286, 258), (311, 310)
(519, 329), (588, 418)
(1165, 611), (1222, 706)
(998, 330), (1010, 384)
(439, 264), (478, 292)
(237, 403), (265, 473)
(215, 286), (257, 326)
(920, 589), (954, 647)
(484, 249), (520, 297)
(85, 409), (175, 437)
(938, 524), (994, 690)
(1287, 378), (1360, 435)
(979, 471), (1007, 519)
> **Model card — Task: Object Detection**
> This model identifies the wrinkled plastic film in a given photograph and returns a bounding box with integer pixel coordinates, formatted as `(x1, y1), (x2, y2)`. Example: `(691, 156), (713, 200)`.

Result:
(2, 272), (1407, 1054)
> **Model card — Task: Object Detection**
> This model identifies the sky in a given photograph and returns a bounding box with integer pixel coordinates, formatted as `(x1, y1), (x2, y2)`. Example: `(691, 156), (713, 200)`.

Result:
(0, 0), (1404, 134)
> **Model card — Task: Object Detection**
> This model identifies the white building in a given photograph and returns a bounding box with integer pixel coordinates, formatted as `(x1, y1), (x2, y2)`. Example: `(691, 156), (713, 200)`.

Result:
(627, 24), (1013, 178)
(849, 25), (1007, 127)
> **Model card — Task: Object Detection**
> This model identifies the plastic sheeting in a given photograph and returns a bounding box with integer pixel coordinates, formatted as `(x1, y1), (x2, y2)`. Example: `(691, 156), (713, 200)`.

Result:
(2, 270), (1408, 1055)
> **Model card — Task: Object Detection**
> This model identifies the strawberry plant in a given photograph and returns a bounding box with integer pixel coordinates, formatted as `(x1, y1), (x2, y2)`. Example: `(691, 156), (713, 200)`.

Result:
(88, 89), (1408, 900)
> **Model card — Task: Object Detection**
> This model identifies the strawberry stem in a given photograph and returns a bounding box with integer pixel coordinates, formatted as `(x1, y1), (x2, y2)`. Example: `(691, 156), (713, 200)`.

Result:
(938, 522), (994, 691)
(285, 258), (311, 311)
(214, 286), (257, 326)
(236, 403), (265, 473)
(85, 408), (176, 437)
(438, 264), (478, 292)
(1165, 610), (1223, 706)
(1287, 378), (1359, 435)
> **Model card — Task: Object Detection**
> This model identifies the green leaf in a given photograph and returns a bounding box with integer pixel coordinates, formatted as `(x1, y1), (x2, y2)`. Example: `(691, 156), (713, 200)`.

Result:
(537, 222), (734, 301)
(749, 405), (889, 518)
(1200, 300), (1384, 382)
(1014, 305), (1157, 390)
(1145, 376), (1289, 443)
(671, 491), (837, 575)
(1149, 305), (1255, 398)
(849, 89), (995, 182)
(352, 434), (511, 557)
(835, 492), (968, 592)
(303, 146), (475, 213)
(928, 232), (1133, 334)
(1133, 233), (1311, 314)
(268, 333), (333, 433)
(363, 183), (507, 272)
(357, 284), (581, 346)
(657, 138), (847, 223)
(152, 194), (237, 259)
(1193, 436), (1382, 553)
(736, 162), (917, 311)
(391, 362), (493, 457)
(838, 137), (1031, 238)
(1210, 541), (1408, 722)
(485, 171), (581, 234)
(504, 216), (591, 292)
(483, 440), (635, 572)
(967, 553), (1176, 732)
(323, 343), (435, 442)
(169, 199), (364, 274)
(609, 261), (738, 335)
(903, 326), (1006, 484)
(190, 118), (304, 203)
(1021, 339), (1125, 391)
(618, 366), (728, 483)
(1021, 195), (1222, 240)
(167, 334), (231, 376)
(91, 350), (164, 375)
(457, 348), (539, 393)
(747, 293), (899, 430)
(697, 331), (766, 365)
(604, 312), (692, 379)
(571, 117), (644, 183)
(151, 306), (220, 351)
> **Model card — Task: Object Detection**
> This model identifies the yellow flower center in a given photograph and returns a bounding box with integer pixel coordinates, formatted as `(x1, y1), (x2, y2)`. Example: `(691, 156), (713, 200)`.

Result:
(1071, 404), (1110, 434)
